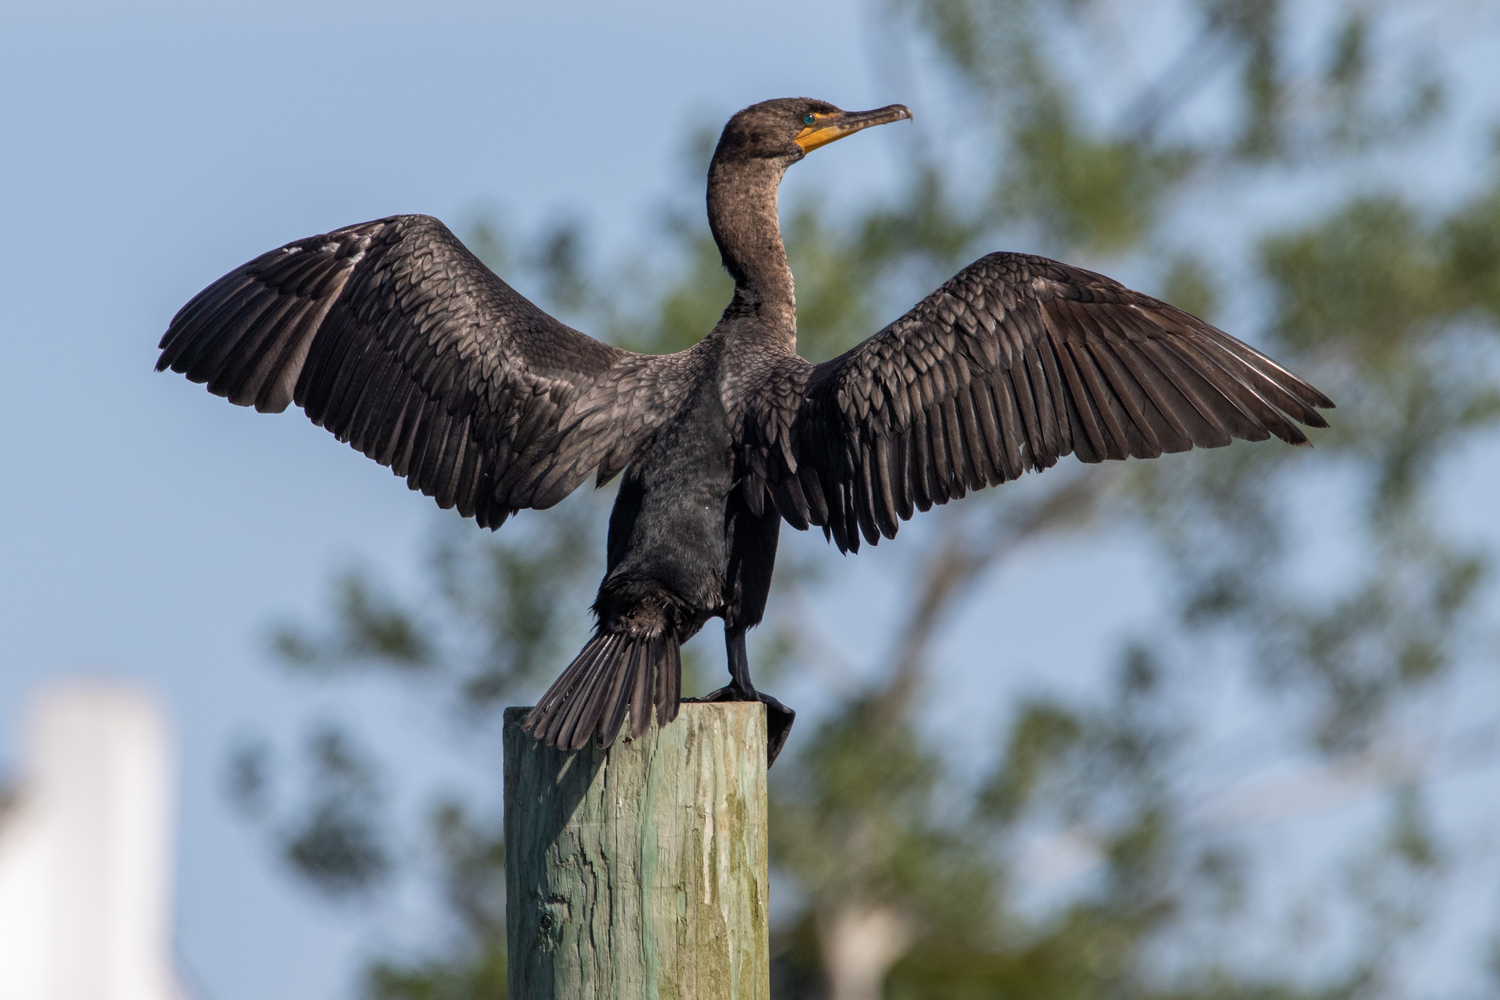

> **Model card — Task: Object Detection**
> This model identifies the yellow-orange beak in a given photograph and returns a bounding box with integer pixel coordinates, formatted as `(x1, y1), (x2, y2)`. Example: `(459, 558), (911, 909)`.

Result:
(794, 104), (913, 153)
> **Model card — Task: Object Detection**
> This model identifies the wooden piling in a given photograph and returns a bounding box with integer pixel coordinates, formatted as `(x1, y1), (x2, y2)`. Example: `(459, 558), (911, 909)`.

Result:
(504, 702), (770, 999)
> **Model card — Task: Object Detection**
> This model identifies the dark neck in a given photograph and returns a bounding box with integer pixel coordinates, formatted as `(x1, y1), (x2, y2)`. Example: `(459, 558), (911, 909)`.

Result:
(707, 156), (796, 340)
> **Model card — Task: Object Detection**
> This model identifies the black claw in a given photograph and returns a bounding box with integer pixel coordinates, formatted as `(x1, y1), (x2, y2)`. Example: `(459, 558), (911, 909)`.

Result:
(684, 685), (737, 703)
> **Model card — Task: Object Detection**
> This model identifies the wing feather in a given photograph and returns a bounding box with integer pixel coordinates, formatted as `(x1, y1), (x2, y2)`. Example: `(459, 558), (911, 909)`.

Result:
(778, 252), (1332, 552)
(159, 215), (696, 527)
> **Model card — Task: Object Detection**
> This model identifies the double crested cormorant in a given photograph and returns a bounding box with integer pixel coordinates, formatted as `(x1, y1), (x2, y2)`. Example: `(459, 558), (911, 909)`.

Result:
(157, 98), (1331, 766)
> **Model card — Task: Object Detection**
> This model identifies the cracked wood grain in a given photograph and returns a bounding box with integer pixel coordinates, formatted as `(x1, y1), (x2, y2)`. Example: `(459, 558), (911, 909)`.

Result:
(505, 703), (770, 999)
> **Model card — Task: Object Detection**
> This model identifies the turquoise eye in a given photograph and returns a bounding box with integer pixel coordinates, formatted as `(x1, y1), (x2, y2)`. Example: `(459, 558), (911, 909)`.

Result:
(803, 114), (816, 125)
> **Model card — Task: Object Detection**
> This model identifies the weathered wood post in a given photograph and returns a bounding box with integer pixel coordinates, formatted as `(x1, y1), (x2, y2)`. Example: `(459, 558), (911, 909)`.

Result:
(504, 702), (770, 999)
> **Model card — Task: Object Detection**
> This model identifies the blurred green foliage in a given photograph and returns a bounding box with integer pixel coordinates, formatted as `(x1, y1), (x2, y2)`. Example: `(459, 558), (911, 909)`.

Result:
(232, 2), (1500, 997)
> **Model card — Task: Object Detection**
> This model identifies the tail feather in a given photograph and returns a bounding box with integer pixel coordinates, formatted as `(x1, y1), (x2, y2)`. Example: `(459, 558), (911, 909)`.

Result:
(627, 636), (662, 739)
(595, 652), (637, 747)
(523, 630), (681, 750)
(572, 635), (636, 750)
(552, 635), (616, 751)
(658, 639), (681, 728)
(537, 632), (615, 749)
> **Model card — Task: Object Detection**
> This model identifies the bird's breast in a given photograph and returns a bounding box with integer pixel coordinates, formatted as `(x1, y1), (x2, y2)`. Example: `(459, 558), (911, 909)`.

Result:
(600, 374), (738, 610)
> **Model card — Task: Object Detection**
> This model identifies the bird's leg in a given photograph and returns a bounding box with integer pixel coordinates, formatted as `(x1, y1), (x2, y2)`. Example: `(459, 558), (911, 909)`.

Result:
(685, 630), (795, 767)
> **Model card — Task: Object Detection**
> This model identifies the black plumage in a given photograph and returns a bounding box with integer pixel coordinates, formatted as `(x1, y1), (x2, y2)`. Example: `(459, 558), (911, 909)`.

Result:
(157, 97), (1332, 766)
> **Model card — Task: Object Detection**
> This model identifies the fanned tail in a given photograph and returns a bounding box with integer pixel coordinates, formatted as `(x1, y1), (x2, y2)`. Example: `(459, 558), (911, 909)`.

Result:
(521, 630), (682, 751)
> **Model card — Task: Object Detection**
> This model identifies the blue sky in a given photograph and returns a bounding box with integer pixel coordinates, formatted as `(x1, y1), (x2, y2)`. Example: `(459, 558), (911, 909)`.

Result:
(0, 3), (904, 996)
(6, 2), (1500, 998)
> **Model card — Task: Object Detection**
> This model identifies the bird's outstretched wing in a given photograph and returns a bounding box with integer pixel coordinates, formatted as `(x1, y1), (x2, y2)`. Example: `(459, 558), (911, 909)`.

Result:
(158, 215), (693, 528)
(771, 252), (1333, 552)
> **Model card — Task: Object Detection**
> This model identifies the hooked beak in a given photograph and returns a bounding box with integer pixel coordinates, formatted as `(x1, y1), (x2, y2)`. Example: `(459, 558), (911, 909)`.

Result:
(794, 104), (912, 154)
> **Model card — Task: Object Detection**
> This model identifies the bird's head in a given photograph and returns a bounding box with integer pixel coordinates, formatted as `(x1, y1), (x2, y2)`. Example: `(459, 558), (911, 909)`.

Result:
(712, 98), (912, 167)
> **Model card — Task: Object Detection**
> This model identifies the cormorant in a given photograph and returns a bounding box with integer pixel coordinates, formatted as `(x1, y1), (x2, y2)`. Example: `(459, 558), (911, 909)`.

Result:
(157, 98), (1332, 766)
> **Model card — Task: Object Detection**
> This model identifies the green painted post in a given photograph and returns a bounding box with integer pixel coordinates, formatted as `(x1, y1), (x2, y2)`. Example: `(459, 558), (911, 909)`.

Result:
(504, 702), (770, 999)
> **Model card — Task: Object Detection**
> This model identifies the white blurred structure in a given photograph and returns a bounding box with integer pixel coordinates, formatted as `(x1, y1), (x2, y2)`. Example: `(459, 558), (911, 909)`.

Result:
(0, 681), (187, 1000)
